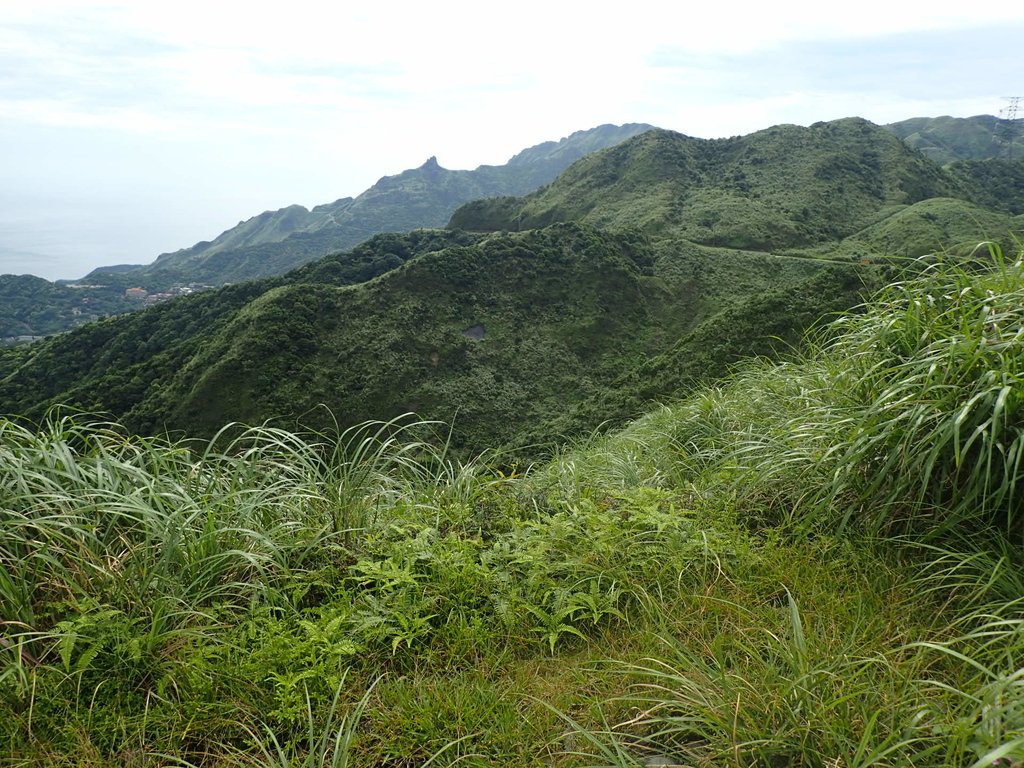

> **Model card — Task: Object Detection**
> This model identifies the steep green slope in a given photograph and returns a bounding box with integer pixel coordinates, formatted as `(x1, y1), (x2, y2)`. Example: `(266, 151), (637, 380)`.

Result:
(947, 157), (1024, 215)
(843, 198), (1017, 257)
(0, 224), (851, 454)
(119, 201), (355, 280)
(161, 225), (661, 447)
(885, 114), (1024, 163)
(5, 117), (1016, 455)
(451, 119), (960, 249)
(0, 230), (479, 429)
(523, 259), (870, 449)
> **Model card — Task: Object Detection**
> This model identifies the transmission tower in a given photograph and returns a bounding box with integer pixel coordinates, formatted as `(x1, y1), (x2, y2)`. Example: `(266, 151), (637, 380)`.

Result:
(996, 96), (1022, 160)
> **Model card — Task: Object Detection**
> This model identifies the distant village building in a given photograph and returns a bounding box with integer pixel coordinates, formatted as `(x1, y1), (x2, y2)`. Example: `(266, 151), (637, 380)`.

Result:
(125, 287), (148, 299)
(2, 335), (45, 346)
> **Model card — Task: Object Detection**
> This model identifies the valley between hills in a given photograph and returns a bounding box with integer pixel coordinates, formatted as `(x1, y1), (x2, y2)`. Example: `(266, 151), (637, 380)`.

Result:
(3, 113), (1024, 766)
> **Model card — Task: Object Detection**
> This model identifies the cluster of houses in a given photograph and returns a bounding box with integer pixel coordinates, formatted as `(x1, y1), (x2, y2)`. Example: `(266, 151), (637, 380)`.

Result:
(124, 284), (211, 305)
(1, 335), (45, 346)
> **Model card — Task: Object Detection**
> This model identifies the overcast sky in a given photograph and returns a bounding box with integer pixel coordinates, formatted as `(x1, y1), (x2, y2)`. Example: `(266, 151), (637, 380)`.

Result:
(2, 0), (1023, 280)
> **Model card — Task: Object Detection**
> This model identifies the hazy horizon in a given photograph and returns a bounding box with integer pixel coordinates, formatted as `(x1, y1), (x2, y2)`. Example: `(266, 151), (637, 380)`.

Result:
(3, 1), (1023, 281)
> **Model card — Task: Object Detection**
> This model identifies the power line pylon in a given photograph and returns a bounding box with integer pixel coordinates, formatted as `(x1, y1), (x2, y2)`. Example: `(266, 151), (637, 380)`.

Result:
(996, 97), (1022, 160)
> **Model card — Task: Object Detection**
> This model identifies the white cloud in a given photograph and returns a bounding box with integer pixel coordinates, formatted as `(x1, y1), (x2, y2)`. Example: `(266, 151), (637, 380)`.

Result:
(2, 0), (1024, 278)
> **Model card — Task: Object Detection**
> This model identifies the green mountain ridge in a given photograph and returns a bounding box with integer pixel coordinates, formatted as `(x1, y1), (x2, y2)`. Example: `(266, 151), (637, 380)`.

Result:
(6, 116), (1018, 340)
(7, 116), (1019, 454)
(0, 224), (849, 448)
(1, 124), (652, 339)
(450, 119), (963, 245)
(885, 113), (1024, 164)
(83, 123), (654, 288)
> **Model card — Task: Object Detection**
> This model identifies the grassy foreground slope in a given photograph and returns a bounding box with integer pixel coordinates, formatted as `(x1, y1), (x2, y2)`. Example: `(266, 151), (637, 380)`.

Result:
(4, 246), (1024, 766)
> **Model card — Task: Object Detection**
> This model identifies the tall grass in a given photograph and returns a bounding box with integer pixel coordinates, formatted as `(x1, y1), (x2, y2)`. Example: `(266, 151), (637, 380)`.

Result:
(228, 675), (378, 768)
(578, 244), (1024, 540)
(539, 244), (1024, 766)
(808, 245), (1024, 536)
(6, 245), (1024, 765)
(0, 414), (490, 692)
(554, 534), (1024, 767)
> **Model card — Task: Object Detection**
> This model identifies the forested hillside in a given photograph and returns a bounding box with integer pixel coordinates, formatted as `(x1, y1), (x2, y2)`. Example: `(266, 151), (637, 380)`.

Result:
(0, 225), (861, 454)
(0, 275), (136, 340)
(2, 117), (1021, 455)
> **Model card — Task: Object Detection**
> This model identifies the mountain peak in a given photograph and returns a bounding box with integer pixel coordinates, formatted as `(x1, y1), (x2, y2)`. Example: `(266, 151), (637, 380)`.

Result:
(68, 125), (653, 293)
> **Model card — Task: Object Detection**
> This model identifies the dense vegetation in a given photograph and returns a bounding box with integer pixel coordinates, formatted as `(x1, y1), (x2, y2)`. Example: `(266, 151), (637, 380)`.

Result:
(949, 157), (1024, 215)
(0, 223), (865, 456)
(885, 114), (1024, 164)
(6, 117), (1022, 454)
(7, 115), (1021, 340)
(5, 246), (1024, 766)
(448, 119), (1015, 247)
(4, 112), (1024, 767)
(0, 275), (136, 339)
